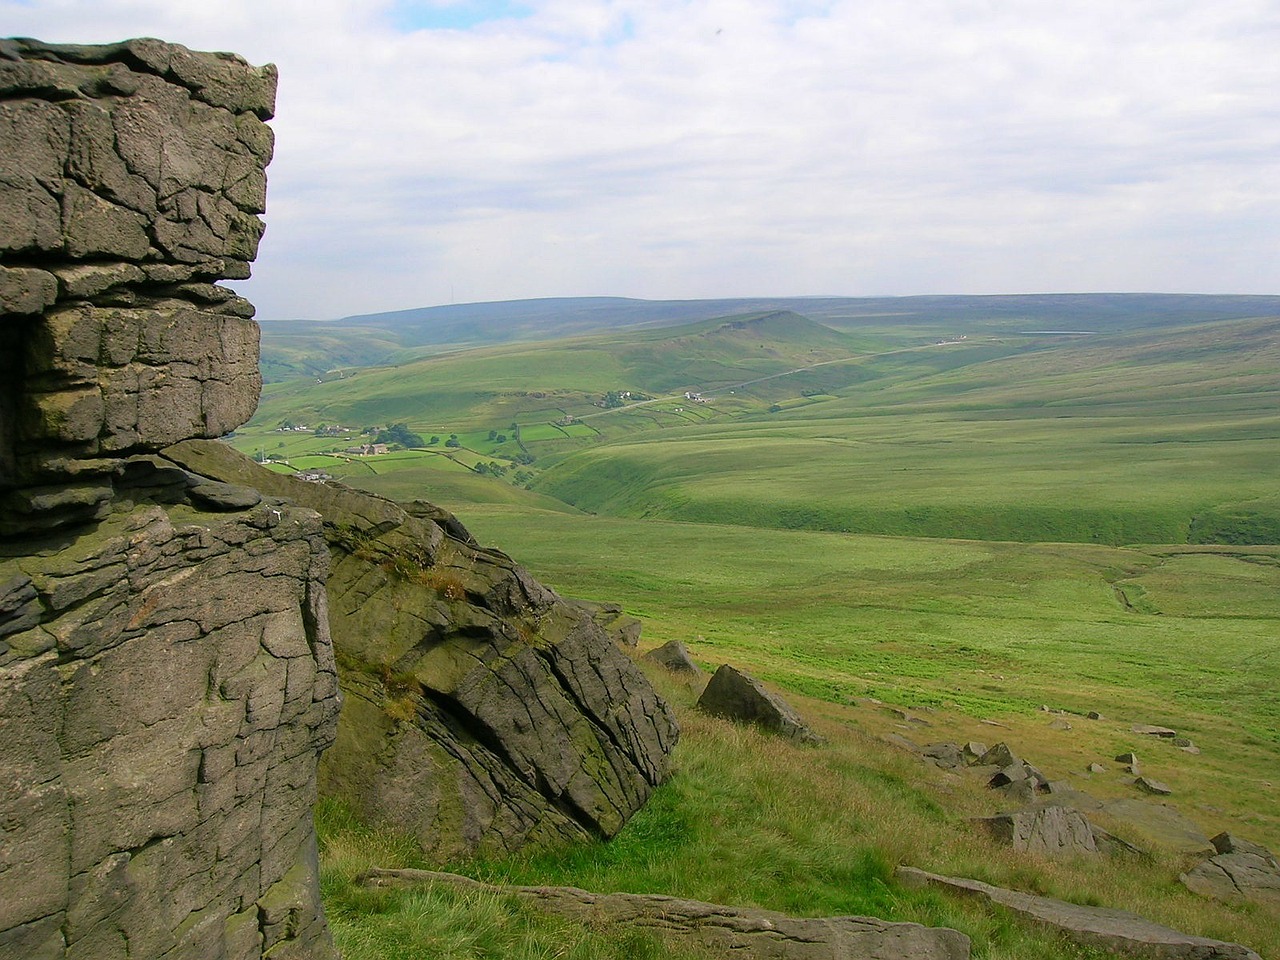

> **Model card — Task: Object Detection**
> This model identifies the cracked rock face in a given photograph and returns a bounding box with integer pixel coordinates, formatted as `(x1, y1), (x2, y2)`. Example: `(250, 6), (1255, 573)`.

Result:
(1, 38), (272, 526)
(2, 38), (339, 960)
(165, 440), (680, 860)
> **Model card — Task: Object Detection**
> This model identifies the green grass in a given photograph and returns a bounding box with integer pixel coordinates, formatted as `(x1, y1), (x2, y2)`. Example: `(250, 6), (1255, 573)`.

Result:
(288, 301), (1280, 958)
(319, 673), (1276, 959)
(454, 508), (1280, 834)
(237, 310), (1280, 547)
(317, 799), (712, 960)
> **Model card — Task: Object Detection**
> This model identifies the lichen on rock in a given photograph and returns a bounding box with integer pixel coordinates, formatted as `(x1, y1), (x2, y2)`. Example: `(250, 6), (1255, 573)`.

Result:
(1, 37), (340, 960)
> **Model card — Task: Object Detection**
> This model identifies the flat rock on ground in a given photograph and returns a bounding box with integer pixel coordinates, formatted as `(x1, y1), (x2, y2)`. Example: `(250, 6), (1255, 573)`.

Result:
(361, 869), (972, 960)
(897, 867), (1261, 960)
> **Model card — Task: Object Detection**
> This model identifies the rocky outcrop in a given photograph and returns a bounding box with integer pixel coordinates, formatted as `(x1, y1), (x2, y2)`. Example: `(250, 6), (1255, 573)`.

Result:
(1, 496), (340, 960)
(1, 39), (339, 959)
(361, 868), (973, 960)
(164, 439), (679, 860)
(1, 38), (275, 534)
(975, 806), (1098, 858)
(1180, 833), (1280, 906)
(898, 867), (1262, 960)
(698, 663), (821, 743)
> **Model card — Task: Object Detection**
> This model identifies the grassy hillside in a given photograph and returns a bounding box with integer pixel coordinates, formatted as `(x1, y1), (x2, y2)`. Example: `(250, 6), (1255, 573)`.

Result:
(320, 508), (1280, 959)
(233, 305), (1280, 546)
(258, 292), (1280, 381)
(283, 294), (1280, 958)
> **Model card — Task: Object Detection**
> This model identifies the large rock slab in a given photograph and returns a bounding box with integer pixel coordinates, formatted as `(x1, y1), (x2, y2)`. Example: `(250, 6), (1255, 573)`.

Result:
(698, 663), (820, 743)
(975, 805), (1098, 858)
(165, 439), (679, 859)
(362, 869), (972, 960)
(0, 490), (340, 960)
(1, 37), (273, 531)
(898, 867), (1261, 960)
(1180, 834), (1280, 906)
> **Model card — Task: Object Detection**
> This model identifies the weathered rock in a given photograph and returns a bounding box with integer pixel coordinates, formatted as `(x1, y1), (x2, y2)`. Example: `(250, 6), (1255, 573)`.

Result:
(1134, 776), (1172, 796)
(961, 741), (987, 762)
(1212, 832), (1273, 858)
(1093, 798), (1214, 856)
(1087, 762), (1106, 774)
(1087, 711), (1104, 720)
(565, 597), (643, 647)
(0, 494), (340, 960)
(164, 439), (679, 859)
(1, 38), (273, 531)
(897, 867), (1262, 960)
(362, 869), (973, 960)
(976, 805), (1098, 857)
(923, 742), (965, 769)
(1, 38), (339, 960)
(1132, 723), (1178, 738)
(643, 638), (705, 677)
(698, 663), (821, 743)
(1180, 834), (1280, 906)
(978, 742), (1020, 768)
(1048, 717), (1072, 731)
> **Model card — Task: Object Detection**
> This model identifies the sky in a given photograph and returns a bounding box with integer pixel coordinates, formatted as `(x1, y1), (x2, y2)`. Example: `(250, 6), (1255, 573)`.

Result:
(5, 0), (1279, 320)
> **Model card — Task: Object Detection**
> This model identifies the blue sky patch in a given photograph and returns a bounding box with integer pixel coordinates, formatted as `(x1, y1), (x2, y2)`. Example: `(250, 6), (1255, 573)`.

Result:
(391, 0), (534, 32)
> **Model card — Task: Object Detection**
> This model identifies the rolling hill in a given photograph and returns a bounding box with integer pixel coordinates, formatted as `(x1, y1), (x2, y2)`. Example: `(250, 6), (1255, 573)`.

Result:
(234, 297), (1280, 546)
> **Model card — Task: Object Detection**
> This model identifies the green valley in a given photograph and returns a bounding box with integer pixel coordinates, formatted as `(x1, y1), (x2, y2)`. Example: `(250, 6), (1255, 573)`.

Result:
(242, 293), (1280, 959)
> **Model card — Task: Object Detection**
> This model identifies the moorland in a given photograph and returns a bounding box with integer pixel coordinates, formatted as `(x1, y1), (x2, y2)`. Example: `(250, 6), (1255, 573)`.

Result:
(233, 293), (1280, 959)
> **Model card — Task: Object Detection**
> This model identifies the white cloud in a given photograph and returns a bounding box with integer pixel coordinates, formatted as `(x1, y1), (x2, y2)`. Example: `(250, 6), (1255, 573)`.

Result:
(4, 0), (1278, 317)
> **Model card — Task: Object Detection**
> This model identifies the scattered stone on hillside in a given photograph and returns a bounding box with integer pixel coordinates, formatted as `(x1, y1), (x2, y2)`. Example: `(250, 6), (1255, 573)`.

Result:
(362, 869), (973, 960)
(979, 743), (1021, 768)
(1048, 718), (1073, 731)
(1087, 711), (1104, 720)
(887, 705), (931, 724)
(565, 598), (643, 648)
(980, 719), (1010, 728)
(1171, 736), (1201, 754)
(642, 639), (705, 676)
(897, 867), (1262, 960)
(1212, 832), (1274, 858)
(885, 732), (923, 754)
(962, 741), (988, 762)
(1114, 751), (1139, 774)
(923, 742), (966, 769)
(698, 664), (822, 744)
(1132, 724), (1178, 738)
(1091, 825), (1147, 858)
(1135, 776), (1173, 796)
(1088, 762), (1107, 774)
(975, 805), (1098, 857)
(996, 779), (1041, 803)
